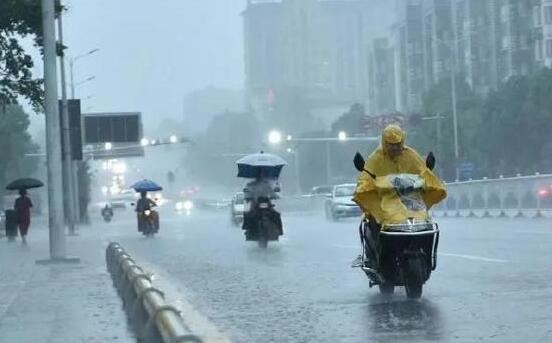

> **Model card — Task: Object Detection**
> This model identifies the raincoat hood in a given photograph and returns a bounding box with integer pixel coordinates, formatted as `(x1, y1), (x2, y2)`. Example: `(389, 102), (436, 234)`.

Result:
(381, 124), (406, 154)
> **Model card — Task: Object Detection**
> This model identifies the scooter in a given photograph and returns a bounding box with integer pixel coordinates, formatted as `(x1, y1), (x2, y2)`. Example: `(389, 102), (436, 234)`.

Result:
(352, 152), (442, 299)
(243, 197), (283, 248)
(138, 209), (159, 237)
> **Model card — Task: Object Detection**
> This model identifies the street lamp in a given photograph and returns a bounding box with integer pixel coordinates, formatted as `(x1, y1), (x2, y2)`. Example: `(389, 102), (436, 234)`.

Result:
(104, 142), (112, 151)
(268, 130), (283, 145)
(338, 131), (347, 141)
(70, 48), (100, 99)
(74, 75), (96, 88)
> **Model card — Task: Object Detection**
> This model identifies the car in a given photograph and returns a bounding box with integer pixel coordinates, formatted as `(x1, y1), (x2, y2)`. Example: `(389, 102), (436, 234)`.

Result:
(325, 183), (361, 221)
(230, 192), (246, 226)
(308, 185), (333, 197)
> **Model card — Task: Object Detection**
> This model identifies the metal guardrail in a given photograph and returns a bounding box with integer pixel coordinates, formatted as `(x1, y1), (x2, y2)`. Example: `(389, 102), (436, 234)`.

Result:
(106, 242), (203, 343)
(434, 173), (552, 218)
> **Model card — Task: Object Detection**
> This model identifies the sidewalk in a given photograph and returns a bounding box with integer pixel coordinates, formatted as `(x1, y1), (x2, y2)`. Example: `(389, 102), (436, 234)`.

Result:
(0, 217), (135, 343)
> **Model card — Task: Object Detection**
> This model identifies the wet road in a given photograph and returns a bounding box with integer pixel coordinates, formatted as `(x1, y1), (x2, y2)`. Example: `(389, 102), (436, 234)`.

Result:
(103, 208), (552, 343)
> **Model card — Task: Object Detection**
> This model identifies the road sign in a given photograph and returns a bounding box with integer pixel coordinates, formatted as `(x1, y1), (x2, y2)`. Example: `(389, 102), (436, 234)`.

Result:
(59, 99), (82, 160)
(83, 112), (143, 159)
(84, 112), (142, 144)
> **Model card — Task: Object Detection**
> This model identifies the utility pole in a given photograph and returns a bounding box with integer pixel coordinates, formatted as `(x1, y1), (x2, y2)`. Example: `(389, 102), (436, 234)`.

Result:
(451, 2), (460, 181)
(57, 8), (77, 235)
(326, 141), (331, 184)
(41, 0), (67, 259)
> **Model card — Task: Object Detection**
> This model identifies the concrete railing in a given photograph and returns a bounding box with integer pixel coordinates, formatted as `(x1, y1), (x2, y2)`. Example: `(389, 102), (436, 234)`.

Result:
(433, 174), (552, 218)
(106, 242), (203, 343)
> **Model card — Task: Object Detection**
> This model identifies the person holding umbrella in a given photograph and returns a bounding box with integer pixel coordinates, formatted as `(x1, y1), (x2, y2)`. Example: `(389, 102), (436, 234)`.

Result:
(6, 178), (43, 244)
(14, 189), (33, 244)
(130, 179), (162, 235)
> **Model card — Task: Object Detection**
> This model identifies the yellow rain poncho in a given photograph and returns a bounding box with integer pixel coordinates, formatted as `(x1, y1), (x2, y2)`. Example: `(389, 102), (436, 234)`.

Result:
(353, 125), (447, 227)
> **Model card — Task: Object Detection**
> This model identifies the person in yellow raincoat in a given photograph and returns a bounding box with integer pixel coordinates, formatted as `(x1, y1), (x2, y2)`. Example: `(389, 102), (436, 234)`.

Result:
(352, 125), (447, 266)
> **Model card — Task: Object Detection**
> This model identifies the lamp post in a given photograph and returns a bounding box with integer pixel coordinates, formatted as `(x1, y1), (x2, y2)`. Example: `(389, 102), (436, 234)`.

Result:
(70, 48), (99, 99)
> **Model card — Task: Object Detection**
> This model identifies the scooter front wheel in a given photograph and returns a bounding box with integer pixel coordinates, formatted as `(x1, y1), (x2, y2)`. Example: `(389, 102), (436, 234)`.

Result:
(404, 258), (424, 299)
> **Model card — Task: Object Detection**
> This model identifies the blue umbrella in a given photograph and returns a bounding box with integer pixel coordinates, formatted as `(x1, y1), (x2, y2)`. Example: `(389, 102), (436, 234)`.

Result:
(236, 152), (287, 178)
(131, 179), (163, 192)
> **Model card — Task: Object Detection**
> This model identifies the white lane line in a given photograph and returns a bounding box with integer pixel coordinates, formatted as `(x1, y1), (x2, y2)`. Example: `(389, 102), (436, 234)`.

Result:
(333, 244), (508, 263)
(439, 253), (508, 263)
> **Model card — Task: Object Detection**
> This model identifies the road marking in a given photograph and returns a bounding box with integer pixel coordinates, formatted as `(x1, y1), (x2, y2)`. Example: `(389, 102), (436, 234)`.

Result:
(439, 252), (508, 263)
(333, 244), (508, 263)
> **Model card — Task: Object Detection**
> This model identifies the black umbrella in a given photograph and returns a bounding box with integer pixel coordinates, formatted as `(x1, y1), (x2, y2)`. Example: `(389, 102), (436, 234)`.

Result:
(6, 178), (44, 190)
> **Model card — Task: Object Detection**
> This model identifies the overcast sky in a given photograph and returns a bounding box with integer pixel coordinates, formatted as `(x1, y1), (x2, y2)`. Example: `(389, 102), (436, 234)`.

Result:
(29, 0), (245, 135)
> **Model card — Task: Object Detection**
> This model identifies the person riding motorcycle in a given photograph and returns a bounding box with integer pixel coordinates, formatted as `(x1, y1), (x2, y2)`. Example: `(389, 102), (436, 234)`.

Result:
(135, 191), (159, 232)
(352, 125), (446, 267)
(101, 203), (113, 219)
(242, 170), (282, 236)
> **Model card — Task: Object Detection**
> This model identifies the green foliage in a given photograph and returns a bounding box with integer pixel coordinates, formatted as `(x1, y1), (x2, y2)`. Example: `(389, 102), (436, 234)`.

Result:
(331, 103), (366, 135)
(0, 0), (54, 110)
(0, 105), (39, 200)
(411, 69), (552, 180)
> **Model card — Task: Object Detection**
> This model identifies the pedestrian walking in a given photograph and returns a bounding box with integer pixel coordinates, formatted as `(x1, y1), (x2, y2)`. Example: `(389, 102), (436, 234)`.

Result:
(14, 189), (33, 244)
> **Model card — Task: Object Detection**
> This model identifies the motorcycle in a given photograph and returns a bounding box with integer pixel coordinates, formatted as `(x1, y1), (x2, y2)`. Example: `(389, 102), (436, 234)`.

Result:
(352, 152), (443, 299)
(138, 209), (159, 237)
(243, 196), (283, 248)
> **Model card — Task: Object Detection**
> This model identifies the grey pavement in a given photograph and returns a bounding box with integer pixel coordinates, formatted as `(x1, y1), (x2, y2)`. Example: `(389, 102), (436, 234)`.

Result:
(105, 208), (552, 343)
(0, 217), (135, 343)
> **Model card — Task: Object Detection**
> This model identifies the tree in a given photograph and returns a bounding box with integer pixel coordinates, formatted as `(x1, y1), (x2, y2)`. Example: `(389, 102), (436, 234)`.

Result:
(413, 77), (482, 180)
(0, 105), (39, 206)
(0, 0), (51, 110)
(331, 103), (366, 135)
(479, 71), (552, 176)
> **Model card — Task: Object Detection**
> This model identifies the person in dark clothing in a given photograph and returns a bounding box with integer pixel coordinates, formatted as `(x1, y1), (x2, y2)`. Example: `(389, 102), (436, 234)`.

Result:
(14, 189), (33, 244)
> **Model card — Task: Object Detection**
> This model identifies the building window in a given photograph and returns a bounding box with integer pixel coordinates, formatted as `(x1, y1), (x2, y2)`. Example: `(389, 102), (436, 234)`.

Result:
(546, 39), (552, 58)
(545, 6), (552, 24)
(536, 39), (543, 61)
(534, 6), (542, 27)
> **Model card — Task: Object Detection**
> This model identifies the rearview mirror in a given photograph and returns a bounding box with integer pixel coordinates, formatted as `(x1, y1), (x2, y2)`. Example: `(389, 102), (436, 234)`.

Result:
(353, 152), (365, 172)
(426, 152), (436, 171)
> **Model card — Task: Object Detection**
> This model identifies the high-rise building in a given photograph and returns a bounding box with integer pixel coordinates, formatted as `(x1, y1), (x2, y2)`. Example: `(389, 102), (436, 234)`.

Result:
(243, 0), (386, 127)
(242, 0), (284, 113)
(367, 38), (396, 115)
(392, 0), (425, 112)
(494, 0), (535, 82)
(532, 0), (552, 69)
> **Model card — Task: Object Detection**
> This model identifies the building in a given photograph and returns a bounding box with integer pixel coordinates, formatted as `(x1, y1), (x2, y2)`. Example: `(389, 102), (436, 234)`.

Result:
(367, 38), (396, 115)
(243, 0), (385, 128)
(387, 0), (540, 113)
(392, 0), (425, 112)
(532, 0), (552, 69)
(242, 0), (284, 114)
